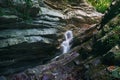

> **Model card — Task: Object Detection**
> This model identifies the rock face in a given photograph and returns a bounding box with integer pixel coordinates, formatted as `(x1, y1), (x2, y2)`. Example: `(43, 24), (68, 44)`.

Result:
(0, 6), (65, 75)
(0, 0), (40, 19)
(0, 0), (102, 75)
(43, 0), (102, 37)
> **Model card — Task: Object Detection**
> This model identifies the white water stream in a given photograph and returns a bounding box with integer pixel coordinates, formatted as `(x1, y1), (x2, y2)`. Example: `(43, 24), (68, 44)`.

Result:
(61, 30), (73, 54)
(51, 30), (73, 61)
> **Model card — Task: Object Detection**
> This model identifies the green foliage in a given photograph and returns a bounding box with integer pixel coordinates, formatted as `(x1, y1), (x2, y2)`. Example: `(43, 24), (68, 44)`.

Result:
(0, 7), (3, 16)
(106, 26), (120, 46)
(24, 0), (33, 7)
(110, 67), (120, 78)
(87, 0), (112, 13)
(113, 26), (120, 32)
(14, 0), (33, 19)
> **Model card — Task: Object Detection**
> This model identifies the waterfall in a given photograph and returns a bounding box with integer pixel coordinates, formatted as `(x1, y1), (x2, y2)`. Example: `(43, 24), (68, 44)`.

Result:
(61, 30), (73, 54)
(65, 30), (73, 41)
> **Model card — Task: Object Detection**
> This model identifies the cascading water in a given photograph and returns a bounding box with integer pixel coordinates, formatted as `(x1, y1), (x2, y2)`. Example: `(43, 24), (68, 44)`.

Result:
(1, 30), (74, 80)
(61, 30), (73, 54)
(61, 30), (80, 65)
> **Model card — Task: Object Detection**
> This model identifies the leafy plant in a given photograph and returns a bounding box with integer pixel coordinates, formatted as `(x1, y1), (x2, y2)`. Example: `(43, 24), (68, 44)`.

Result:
(106, 26), (120, 46)
(110, 67), (120, 78)
(16, 0), (33, 19)
(87, 0), (112, 13)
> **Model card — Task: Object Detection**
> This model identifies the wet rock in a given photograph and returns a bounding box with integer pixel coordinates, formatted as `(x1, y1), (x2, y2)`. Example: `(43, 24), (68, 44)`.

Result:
(0, 28), (57, 39)
(12, 0), (25, 5)
(44, 0), (102, 25)
(42, 72), (55, 80)
(0, 36), (53, 48)
(0, 5), (65, 75)
(29, 0), (40, 17)
(0, 15), (21, 24)
(0, 76), (6, 80)
(0, 0), (9, 7)
(0, 0), (40, 18)
(64, 8), (102, 25)
(12, 0), (40, 17)
(40, 7), (64, 18)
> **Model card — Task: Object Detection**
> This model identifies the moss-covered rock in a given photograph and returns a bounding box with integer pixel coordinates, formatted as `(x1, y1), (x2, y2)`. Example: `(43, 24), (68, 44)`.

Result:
(0, 0), (41, 19)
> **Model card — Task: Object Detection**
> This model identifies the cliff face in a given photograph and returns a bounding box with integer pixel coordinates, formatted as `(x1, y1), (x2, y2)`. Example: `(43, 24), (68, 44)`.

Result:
(0, 0), (64, 75)
(0, 0), (102, 75)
